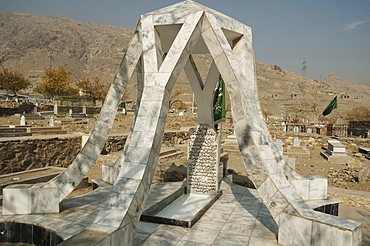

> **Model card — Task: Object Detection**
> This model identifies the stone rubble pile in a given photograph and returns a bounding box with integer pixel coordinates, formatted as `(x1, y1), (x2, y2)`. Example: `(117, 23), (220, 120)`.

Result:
(327, 166), (370, 186)
(327, 167), (359, 185)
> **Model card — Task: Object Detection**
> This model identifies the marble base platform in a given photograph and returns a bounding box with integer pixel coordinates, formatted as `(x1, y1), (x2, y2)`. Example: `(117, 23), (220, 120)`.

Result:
(0, 178), (359, 245)
(0, 180), (283, 245)
(141, 190), (222, 228)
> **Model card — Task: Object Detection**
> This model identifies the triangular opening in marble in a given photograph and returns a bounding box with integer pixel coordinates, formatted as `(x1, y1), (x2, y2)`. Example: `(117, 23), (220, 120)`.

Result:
(221, 28), (244, 50)
(154, 24), (183, 53)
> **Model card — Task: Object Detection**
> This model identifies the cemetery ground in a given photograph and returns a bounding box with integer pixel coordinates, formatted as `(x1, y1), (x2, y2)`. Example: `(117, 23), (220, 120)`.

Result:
(1, 112), (370, 243)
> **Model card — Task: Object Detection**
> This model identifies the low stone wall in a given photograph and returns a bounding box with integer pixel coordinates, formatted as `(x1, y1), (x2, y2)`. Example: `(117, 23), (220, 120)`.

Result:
(1, 129), (369, 177)
(38, 105), (102, 115)
(0, 130), (190, 176)
(270, 130), (370, 150)
(0, 136), (81, 175)
(0, 102), (34, 115)
(103, 134), (128, 154)
(162, 130), (189, 145)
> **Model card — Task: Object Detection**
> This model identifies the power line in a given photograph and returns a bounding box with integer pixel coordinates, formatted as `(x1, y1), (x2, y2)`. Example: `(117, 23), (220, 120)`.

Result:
(301, 57), (307, 80)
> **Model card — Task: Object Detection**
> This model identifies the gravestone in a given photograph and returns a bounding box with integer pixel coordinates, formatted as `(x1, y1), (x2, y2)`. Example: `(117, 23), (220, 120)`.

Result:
(327, 140), (346, 156)
(68, 109), (72, 116)
(82, 106), (87, 115)
(281, 122), (286, 132)
(274, 139), (283, 155)
(20, 115), (26, 126)
(54, 103), (58, 115)
(293, 137), (300, 147)
(49, 116), (54, 127)
(285, 137), (311, 158)
(187, 125), (219, 194)
(307, 128), (312, 134)
(321, 140), (353, 164)
(293, 126), (299, 132)
(33, 106), (37, 115)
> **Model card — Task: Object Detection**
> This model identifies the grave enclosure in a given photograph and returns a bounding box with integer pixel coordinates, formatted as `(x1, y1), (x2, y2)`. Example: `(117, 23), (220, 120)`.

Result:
(0, 1), (362, 245)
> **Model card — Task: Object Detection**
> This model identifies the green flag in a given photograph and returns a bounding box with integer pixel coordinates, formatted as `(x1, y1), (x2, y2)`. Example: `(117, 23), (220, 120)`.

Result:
(322, 96), (338, 116)
(213, 76), (226, 122)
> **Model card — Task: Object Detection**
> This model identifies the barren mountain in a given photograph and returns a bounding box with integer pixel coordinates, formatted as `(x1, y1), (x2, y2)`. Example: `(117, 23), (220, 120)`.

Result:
(0, 12), (132, 88)
(1, 12), (369, 122)
(323, 74), (370, 98)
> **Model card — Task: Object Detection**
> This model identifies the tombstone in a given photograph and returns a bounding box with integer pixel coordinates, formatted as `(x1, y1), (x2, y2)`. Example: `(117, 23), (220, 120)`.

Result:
(281, 122), (286, 132)
(286, 137), (311, 158)
(54, 103), (58, 115)
(33, 106), (37, 115)
(326, 140), (347, 156)
(293, 126), (299, 132)
(121, 107), (126, 115)
(20, 115), (26, 126)
(187, 125), (219, 194)
(82, 105), (87, 115)
(293, 137), (300, 147)
(68, 109), (72, 116)
(321, 140), (352, 164)
(274, 139), (283, 155)
(48, 116), (55, 127)
(307, 128), (312, 134)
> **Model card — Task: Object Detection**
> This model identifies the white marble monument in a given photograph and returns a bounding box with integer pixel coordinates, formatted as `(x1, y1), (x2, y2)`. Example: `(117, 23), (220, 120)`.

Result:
(3, 1), (361, 245)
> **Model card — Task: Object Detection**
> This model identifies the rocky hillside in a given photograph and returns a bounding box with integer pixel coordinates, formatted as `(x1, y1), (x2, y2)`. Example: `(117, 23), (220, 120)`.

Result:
(0, 12), (132, 89)
(323, 74), (370, 98)
(1, 12), (369, 122)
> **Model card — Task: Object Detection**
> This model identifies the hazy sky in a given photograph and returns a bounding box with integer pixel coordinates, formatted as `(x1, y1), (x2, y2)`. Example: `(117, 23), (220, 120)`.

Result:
(2, 0), (370, 83)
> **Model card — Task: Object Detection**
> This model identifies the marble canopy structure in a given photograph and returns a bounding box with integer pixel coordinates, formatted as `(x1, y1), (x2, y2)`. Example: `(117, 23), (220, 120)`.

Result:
(3, 1), (361, 245)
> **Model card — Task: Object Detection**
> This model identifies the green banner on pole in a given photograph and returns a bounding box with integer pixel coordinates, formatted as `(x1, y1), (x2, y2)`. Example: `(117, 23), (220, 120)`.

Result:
(213, 76), (226, 122)
(322, 96), (338, 116)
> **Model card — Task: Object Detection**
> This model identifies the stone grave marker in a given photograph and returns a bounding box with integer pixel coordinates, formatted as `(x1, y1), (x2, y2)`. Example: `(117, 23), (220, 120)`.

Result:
(187, 125), (219, 194)
(54, 103), (58, 115)
(274, 139), (283, 155)
(49, 116), (55, 127)
(293, 137), (300, 147)
(20, 115), (26, 126)
(321, 140), (352, 164)
(286, 137), (311, 158)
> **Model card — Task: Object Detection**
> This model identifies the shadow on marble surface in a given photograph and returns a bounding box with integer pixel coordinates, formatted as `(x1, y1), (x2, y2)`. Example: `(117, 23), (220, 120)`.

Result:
(229, 181), (278, 239)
